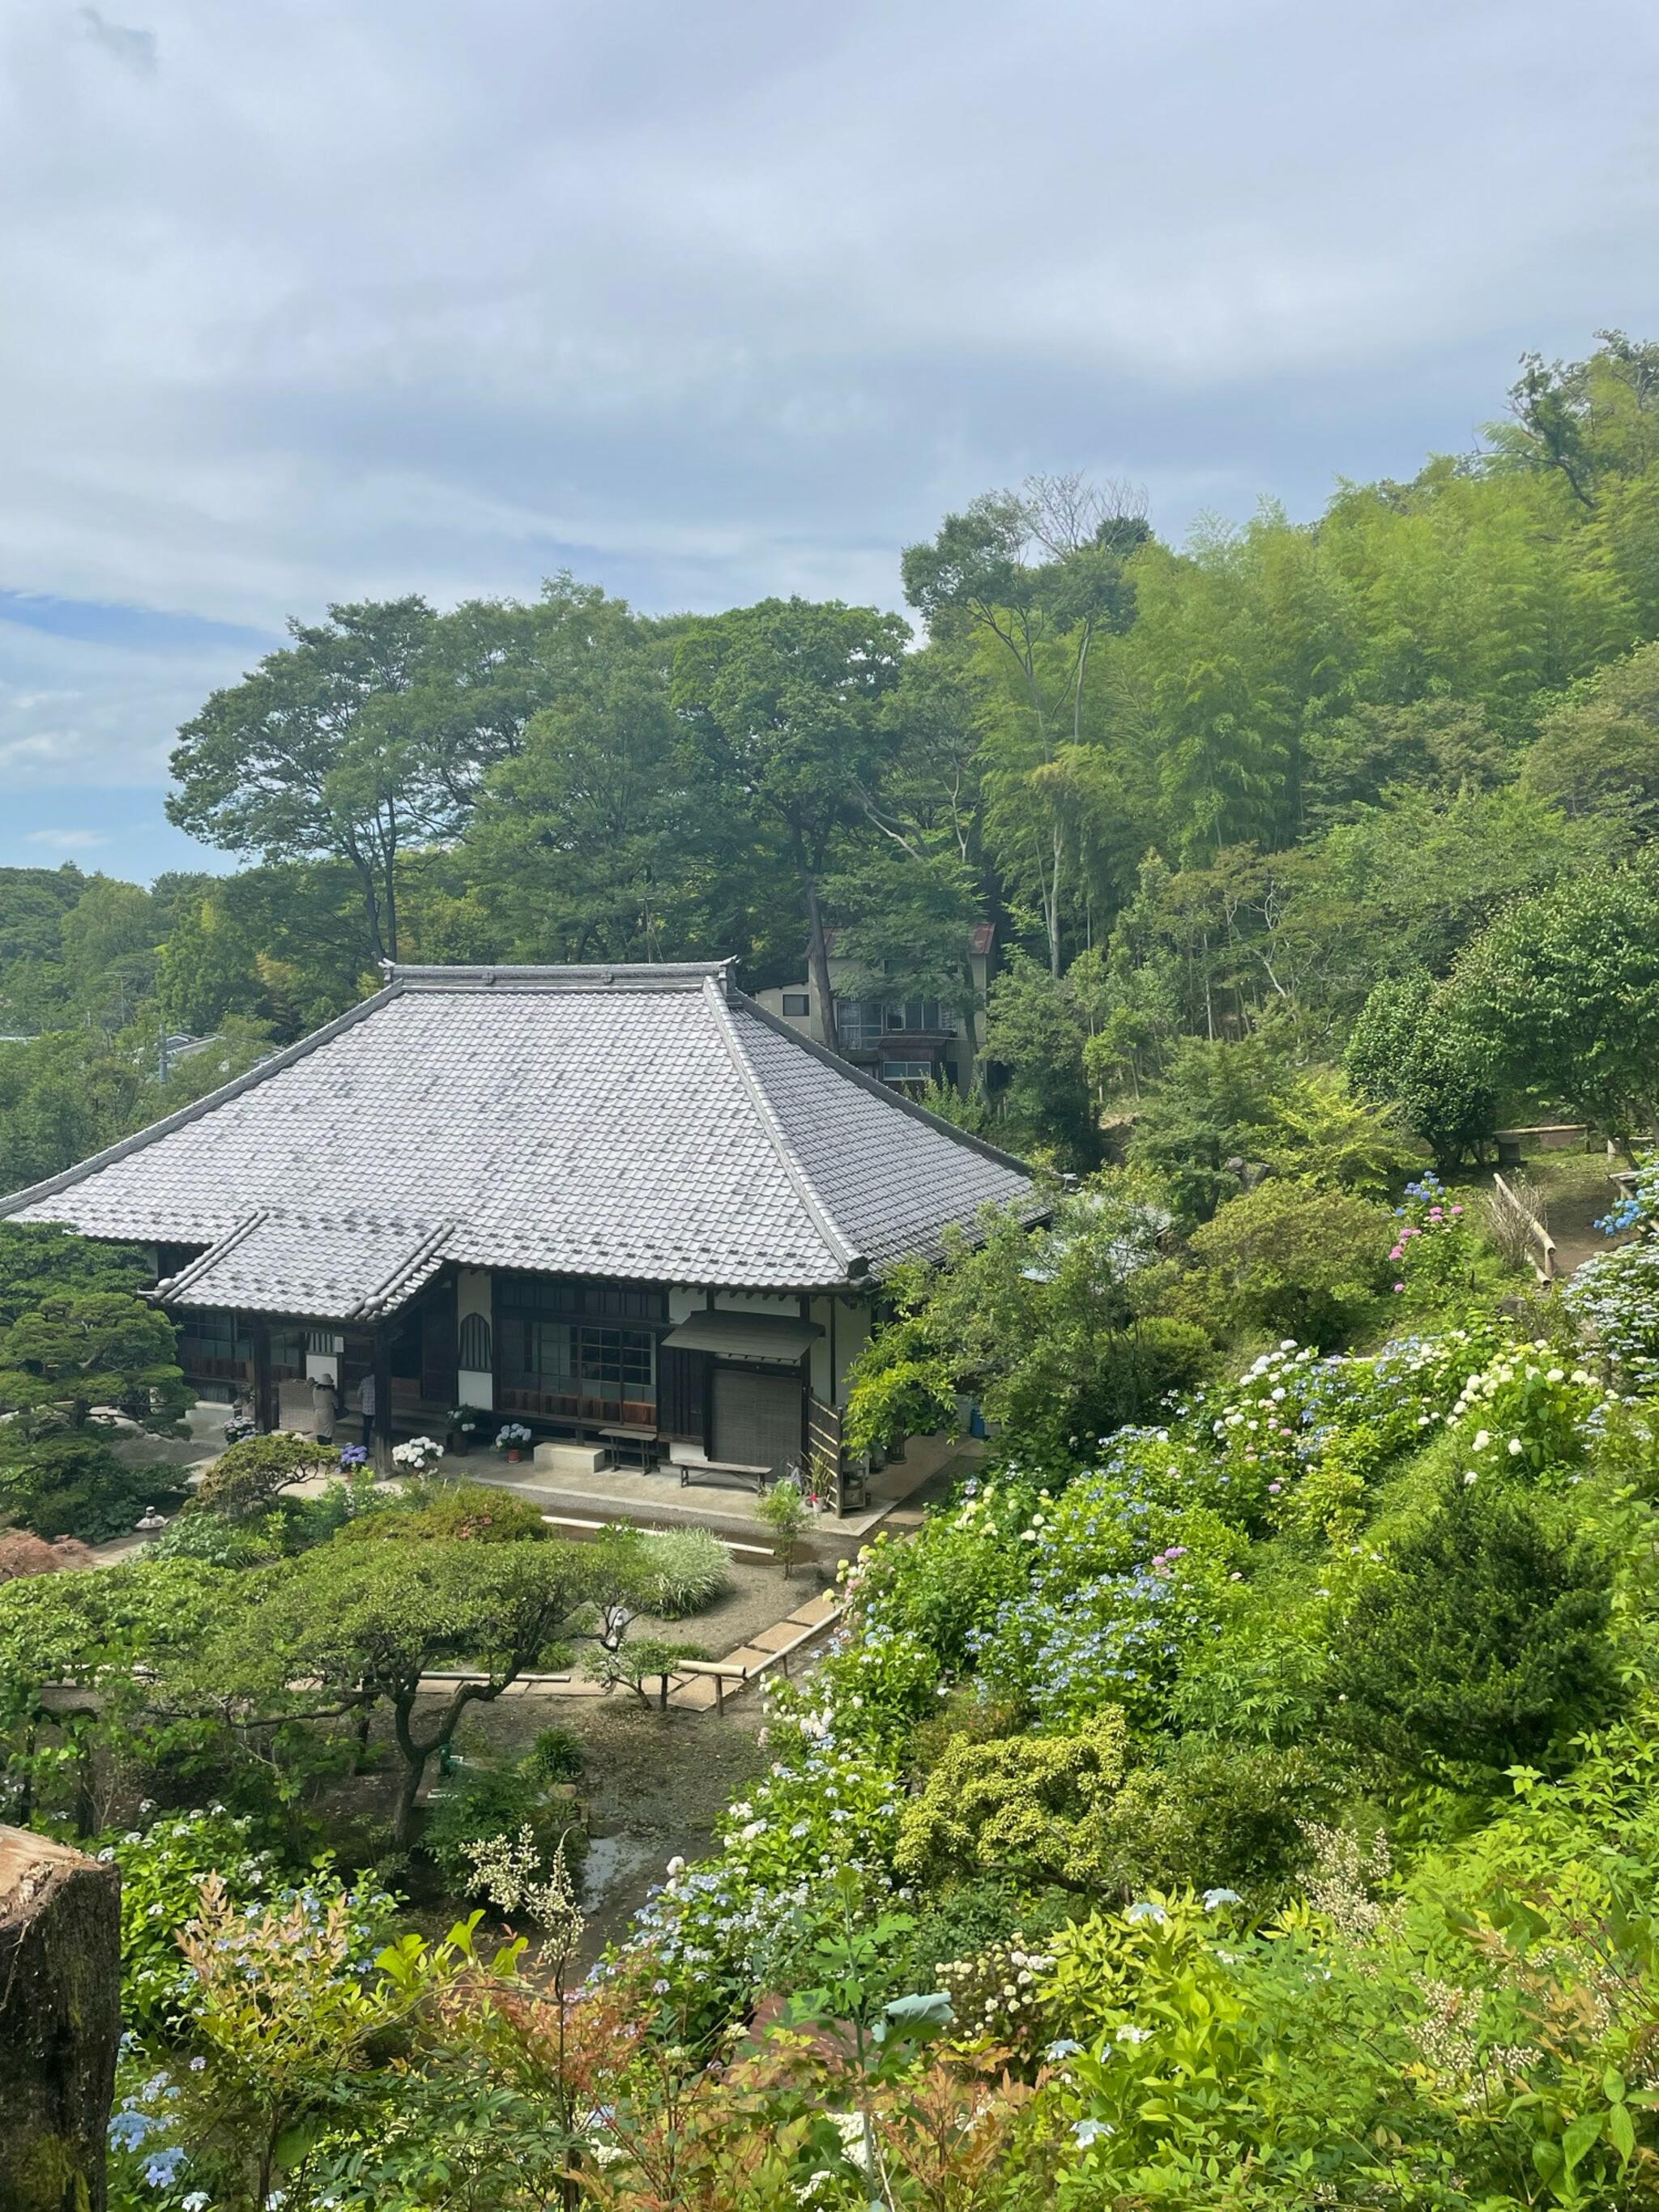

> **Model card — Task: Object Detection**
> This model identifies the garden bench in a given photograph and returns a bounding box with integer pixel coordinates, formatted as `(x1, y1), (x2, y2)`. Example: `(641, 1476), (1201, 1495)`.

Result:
(599, 1422), (661, 1471)
(667, 1439), (773, 1494)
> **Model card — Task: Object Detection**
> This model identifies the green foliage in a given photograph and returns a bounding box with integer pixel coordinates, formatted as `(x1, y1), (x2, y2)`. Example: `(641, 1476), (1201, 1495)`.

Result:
(332, 1477), (551, 1545)
(421, 1757), (586, 1892)
(634, 1525), (731, 1617)
(1331, 1473), (1621, 1782)
(1347, 968), (1499, 1166)
(1188, 1177), (1394, 1346)
(0, 1431), (184, 1542)
(193, 1430), (339, 1517)
(756, 1473), (812, 1574)
(895, 1711), (1131, 1892)
(523, 1724), (583, 1784)
(982, 953), (1097, 1161)
(189, 1535), (606, 1843)
(105, 1804), (290, 2030)
(0, 1284), (188, 1433)
(1448, 859), (1659, 1134)
(847, 1179), (1183, 1468)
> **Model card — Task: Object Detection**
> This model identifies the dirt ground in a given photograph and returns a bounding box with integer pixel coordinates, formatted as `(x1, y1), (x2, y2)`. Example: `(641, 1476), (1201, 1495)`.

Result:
(454, 1691), (775, 1961)
(618, 1549), (838, 1653)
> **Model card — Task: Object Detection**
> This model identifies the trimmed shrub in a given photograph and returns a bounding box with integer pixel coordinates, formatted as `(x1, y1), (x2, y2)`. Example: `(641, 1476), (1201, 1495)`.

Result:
(0, 1432), (183, 1542)
(193, 1431), (338, 1518)
(1331, 1473), (1621, 1780)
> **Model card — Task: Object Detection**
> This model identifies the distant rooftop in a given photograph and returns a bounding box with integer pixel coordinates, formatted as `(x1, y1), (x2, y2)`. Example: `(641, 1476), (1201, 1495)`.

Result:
(1, 961), (1038, 1319)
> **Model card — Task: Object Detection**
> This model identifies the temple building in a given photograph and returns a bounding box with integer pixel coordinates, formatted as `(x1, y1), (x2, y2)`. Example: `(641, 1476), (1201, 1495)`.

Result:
(1, 962), (1037, 1506)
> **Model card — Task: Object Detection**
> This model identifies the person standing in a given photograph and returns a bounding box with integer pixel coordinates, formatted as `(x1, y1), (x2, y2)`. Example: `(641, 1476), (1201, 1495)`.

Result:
(356, 1370), (376, 1448)
(311, 1371), (339, 1443)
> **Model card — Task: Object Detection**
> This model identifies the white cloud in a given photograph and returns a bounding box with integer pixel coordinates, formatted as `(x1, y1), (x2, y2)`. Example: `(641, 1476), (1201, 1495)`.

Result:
(0, 614), (253, 791)
(0, 0), (1657, 779)
(25, 826), (109, 850)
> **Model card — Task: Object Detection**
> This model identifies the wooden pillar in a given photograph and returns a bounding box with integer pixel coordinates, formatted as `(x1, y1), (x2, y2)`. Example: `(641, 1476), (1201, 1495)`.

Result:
(250, 1314), (275, 1433)
(372, 1326), (393, 1475)
(0, 1827), (121, 2212)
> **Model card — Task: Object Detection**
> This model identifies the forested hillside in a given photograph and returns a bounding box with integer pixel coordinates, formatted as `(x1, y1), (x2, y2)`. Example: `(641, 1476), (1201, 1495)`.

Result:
(11, 331), (1659, 1186)
(13, 332), (1659, 2210)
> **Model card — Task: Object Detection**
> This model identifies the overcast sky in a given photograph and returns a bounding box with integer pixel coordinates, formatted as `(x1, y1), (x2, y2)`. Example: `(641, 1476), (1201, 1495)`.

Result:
(4, 0), (1659, 880)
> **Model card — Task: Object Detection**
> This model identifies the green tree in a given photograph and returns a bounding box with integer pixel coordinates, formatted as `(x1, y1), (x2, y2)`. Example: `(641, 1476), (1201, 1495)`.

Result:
(168, 597), (442, 965)
(902, 477), (1148, 974)
(847, 1181), (1196, 1464)
(1188, 1178), (1394, 1347)
(981, 952), (1095, 1159)
(672, 597), (910, 1048)
(193, 1537), (617, 1844)
(1448, 863), (1659, 1136)
(1522, 638), (1659, 833)
(1346, 970), (1498, 1167)
(1332, 1476), (1620, 1781)
(0, 1287), (188, 1432)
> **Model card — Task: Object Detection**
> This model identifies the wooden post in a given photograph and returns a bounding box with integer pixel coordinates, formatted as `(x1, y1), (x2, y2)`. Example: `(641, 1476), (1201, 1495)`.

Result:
(714, 1672), (725, 1716)
(372, 1327), (393, 1476)
(250, 1313), (275, 1433)
(0, 1827), (121, 2212)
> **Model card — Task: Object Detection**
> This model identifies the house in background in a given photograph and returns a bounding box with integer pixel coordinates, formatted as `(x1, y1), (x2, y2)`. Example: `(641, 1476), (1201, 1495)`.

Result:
(754, 923), (996, 1095)
(0, 961), (1037, 1510)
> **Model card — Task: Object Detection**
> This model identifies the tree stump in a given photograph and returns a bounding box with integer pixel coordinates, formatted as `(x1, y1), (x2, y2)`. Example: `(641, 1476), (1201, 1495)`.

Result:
(0, 1826), (121, 2212)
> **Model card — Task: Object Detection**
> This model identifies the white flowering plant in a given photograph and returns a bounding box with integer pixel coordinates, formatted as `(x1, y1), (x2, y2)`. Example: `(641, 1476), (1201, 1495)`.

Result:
(390, 1433), (446, 1473)
(1447, 1342), (1606, 1484)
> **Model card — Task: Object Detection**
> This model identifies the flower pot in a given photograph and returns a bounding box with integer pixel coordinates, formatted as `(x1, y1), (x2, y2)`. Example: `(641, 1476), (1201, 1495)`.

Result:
(508, 1448), (522, 1464)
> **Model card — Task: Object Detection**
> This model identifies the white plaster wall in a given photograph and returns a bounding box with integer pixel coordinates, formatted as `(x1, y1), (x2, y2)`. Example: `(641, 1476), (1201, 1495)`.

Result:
(457, 1366), (493, 1411)
(834, 1299), (872, 1405)
(456, 1268), (492, 1324)
(667, 1286), (703, 1323)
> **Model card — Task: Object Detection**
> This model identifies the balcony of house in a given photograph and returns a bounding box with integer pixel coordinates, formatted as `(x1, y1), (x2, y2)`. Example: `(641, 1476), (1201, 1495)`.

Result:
(832, 997), (962, 1092)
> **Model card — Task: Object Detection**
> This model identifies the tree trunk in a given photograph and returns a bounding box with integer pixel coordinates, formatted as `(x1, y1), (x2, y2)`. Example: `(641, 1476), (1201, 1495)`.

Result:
(382, 808), (400, 965)
(0, 1827), (121, 2212)
(390, 1700), (429, 1851)
(800, 859), (839, 1054)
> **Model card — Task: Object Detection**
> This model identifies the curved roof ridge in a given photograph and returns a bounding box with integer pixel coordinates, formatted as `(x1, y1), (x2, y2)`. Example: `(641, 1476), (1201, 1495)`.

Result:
(384, 961), (737, 993)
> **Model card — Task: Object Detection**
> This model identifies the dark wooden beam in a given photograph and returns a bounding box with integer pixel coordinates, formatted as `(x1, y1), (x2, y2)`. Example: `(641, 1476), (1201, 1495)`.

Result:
(372, 1325), (393, 1475)
(250, 1314), (275, 1433)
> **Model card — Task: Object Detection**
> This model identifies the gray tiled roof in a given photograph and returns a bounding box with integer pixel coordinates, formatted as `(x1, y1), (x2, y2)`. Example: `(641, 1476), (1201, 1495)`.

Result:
(2, 964), (1037, 1315)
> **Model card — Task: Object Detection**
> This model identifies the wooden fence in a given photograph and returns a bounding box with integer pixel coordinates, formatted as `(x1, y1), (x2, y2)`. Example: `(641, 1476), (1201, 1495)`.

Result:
(1491, 1171), (1559, 1283)
(808, 1394), (867, 1515)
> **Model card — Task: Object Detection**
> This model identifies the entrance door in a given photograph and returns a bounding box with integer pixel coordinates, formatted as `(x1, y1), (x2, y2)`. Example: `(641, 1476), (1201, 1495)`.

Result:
(712, 1367), (802, 1473)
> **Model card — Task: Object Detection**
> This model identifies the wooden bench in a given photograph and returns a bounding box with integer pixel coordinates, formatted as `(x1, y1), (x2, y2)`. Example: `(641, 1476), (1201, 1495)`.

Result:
(667, 1440), (772, 1494)
(599, 1423), (661, 1472)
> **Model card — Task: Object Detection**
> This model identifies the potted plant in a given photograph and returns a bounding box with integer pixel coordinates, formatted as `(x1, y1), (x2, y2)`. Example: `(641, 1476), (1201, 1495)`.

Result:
(445, 1404), (484, 1454)
(496, 1421), (533, 1464)
(392, 1434), (446, 1474)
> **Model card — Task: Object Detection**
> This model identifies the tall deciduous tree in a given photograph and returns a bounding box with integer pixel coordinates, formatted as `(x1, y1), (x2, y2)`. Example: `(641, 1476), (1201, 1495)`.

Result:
(1446, 862), (1659, 1138)
(902, 476), (1147, 974)
(672, 597), (910, 1048)
(168, 598), (441, 965)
